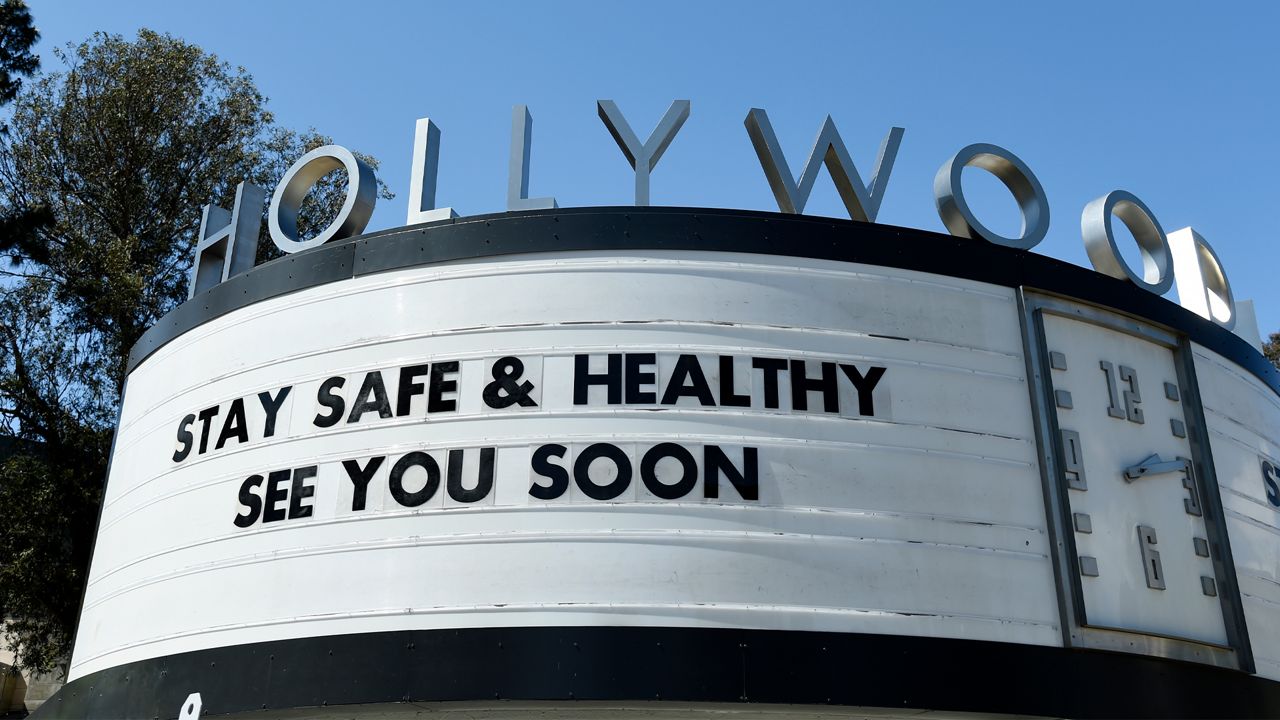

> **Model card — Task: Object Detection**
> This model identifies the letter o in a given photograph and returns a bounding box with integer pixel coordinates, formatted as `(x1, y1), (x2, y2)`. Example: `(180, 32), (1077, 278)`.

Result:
(641, 443), (698, 500)
(574, 443), (632, 501)
(269, 145), (377, 254)
(934, 143), (1050, 250)
(1081, 190), (1173, 294)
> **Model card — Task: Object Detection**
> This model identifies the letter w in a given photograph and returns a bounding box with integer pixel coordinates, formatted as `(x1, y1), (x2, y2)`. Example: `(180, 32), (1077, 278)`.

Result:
(744, 109), (903, 222)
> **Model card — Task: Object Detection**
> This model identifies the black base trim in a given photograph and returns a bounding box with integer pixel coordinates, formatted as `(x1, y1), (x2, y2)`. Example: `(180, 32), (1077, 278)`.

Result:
(36, 627), (1280, 719)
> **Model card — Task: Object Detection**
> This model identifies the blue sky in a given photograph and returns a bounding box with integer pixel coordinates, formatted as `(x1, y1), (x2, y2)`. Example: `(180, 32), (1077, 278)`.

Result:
(28, 1), (1280, 335)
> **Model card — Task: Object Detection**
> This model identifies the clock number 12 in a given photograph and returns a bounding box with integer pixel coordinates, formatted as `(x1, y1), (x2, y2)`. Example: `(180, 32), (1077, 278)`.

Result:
(1101, 360), (1143, 424)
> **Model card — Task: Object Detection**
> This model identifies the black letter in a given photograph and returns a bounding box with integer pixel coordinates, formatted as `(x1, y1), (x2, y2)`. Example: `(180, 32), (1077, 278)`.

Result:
(661, 354), (715, 406)
(397, 363), (431, 416)
(173, 414), (196, 463)
(752, 357), (788, 409)
(389, 452), (441, 507)
(625, 353), (657, 404)
(574, 443), (632, 501)
(790, 360), (839, 413)
(447, 447), (495, 503)
(263, 469), (291, 523)
(574, 353), (622, 405)
(1264, 459), (1280, 508)
(840, 364), (887, 416)
(641, 443), (698, 499)
(704, 445), (758, 501)
(342, 456), (385, 512)
(215, 398), (249, 450)
(314, 376), (346, 427)
(428, 361), (459, 413)
(196, 406), (220, 454)
(233, 474), (264, 528)
(258, 386), (292, 438)
(348, 370), (393, 423)
(289, 465), (317, 519)
(718, 356), (750, 407)
(530, 444), (569, 499)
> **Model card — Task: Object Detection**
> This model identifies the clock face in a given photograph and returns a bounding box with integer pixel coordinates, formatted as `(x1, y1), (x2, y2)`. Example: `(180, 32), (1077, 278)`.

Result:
(1041, 311), (1228, 647)
(1021, 294), (1253, 670)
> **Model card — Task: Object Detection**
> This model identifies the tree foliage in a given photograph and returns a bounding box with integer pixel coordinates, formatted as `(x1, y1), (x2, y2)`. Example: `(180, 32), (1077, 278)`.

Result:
(0, 28), (390, 674)
(1265, 332), (1280, 371)
(0, 0), (37, 107)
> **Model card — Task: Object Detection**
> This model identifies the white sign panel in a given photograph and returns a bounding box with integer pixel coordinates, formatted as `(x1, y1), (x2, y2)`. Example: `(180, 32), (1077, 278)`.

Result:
(70, 251), (1059, 680)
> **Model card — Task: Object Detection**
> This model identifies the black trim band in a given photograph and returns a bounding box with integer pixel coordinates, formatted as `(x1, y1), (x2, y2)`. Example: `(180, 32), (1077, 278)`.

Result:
(36, 627), (1280, 719)
(128, 207), (1280, 398)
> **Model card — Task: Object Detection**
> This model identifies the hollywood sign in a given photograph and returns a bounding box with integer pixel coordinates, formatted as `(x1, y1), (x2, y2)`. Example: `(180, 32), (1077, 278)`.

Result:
(190, 99), (1238, 330)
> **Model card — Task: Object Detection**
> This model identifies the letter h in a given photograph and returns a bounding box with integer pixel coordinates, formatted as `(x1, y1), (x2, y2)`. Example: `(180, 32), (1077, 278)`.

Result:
(189, 182), (266, 299)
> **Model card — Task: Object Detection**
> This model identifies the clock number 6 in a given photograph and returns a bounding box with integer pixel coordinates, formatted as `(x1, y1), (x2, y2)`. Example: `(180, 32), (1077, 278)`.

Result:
(1137, 525), (1165, 590)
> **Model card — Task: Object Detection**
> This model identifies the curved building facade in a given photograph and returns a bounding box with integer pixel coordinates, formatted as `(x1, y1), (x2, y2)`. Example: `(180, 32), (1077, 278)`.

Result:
(37, 208), (1280, 718)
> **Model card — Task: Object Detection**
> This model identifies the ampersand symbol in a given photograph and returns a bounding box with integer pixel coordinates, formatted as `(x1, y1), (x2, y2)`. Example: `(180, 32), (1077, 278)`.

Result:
(483, 356), (538, 408)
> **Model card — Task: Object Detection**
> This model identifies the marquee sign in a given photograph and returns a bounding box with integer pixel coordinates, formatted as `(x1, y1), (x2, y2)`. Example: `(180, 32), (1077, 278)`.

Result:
(42, 103), (1280, 720)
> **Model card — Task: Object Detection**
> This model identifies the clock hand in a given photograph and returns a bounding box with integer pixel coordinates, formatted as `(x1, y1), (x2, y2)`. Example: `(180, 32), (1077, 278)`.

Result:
(1124, 454), (1190, 482)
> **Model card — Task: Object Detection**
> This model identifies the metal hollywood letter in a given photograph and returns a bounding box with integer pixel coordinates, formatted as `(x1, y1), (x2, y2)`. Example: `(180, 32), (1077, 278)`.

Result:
(597, 99), (690, 206)
(407, 117), (458, 223)
(268, 145), (378, 254)
(933, 143), (1050, 250)
(1169, 227), (1236, 330)
(188, 182), (266, 298)
(744, 108), (903, 222)
(508, 105), (557, 211)
(1081, 190), (1174, 294)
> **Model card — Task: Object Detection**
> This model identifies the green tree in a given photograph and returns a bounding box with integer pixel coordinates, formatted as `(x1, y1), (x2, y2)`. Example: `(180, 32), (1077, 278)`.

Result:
(0, 28), (390, 674)
(1265, 332), (1280, 371)
(0, 0), (37, 107)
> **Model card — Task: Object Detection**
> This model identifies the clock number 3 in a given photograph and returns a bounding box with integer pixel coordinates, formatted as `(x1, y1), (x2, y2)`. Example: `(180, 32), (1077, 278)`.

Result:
(1101, 360), (1144, 424)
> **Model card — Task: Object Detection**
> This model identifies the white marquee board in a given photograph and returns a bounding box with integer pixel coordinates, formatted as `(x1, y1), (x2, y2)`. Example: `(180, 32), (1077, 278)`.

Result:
(72, 252), (1059, 680)
(69, 249), (1280, 688)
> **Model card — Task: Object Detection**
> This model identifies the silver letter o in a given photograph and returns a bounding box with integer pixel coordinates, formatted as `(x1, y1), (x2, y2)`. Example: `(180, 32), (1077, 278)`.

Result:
(269, 145), (377, 254)
(1081, 190), (1173, 295)
(934, 143), (1050, 250)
